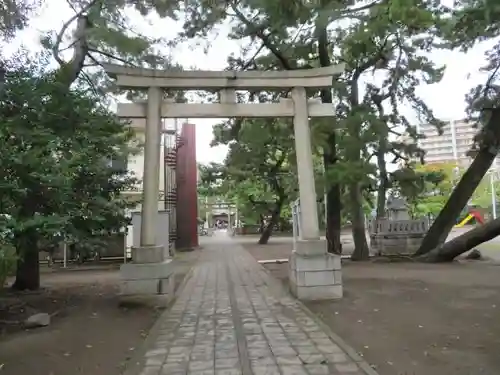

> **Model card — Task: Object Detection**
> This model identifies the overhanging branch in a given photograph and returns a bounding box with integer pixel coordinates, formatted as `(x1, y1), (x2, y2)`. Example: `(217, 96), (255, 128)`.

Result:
(248, 195), (272, 211)
(229, 5), (293, 70)
(88, 48), (137, 66)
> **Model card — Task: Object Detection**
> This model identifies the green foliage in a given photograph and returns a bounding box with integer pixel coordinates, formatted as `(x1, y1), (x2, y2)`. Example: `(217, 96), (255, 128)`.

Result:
(443, 0), (500, 122)
(391, 163), (449, 215)
(177, 0), (451, 241)
(469, 172), (500, 210)
(199, 117), (300, 227)
(0, 58), (138, 288)
(392, 163), (500, 216)
(0, 0), (39, 41)
(19, 0), (184, 95)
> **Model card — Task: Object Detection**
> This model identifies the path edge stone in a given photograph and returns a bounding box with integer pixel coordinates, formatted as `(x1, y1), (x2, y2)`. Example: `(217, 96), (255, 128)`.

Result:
(254, 257), (380, 375)
(121, 264), (197, 375)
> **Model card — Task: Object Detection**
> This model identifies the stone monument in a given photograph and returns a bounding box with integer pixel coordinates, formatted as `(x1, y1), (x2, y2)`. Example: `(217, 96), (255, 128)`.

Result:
(387, 196), (410, 220)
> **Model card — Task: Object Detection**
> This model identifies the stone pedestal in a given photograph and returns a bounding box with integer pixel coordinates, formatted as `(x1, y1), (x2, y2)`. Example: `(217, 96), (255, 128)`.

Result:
(120, 245), (174, 297)
(288, 240), (343, 300)
(369, 218), (428, 256)
(131, 245), (167, 263)
(372, 234), (424, 256)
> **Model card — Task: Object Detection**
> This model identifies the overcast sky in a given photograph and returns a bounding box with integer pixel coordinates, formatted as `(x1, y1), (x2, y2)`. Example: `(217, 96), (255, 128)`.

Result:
(4, 0), (494, 166)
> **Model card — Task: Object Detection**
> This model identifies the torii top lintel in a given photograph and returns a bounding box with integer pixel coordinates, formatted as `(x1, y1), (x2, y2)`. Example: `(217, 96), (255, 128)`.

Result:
(101, 63), (345, 90)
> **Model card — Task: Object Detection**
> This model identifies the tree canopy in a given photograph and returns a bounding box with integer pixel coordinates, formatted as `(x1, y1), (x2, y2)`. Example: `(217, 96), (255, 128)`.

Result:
(199, 116), (301, 243)
(189, 0), (500, 260)
(0, 58), (138, 289)
(4, 0), (500, 271)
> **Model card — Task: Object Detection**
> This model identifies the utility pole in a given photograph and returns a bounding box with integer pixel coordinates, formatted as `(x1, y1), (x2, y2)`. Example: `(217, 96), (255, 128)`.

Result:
(491, 170), (497, 220)
(205, 196), (209, 227)
(320, 151), (327, 229)
(235, 199), (239, 229)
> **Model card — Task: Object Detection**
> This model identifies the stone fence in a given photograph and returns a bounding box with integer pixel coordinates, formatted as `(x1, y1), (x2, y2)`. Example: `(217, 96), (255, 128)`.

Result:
(368, 219), (429, 236)
(368, 218), (429, 256)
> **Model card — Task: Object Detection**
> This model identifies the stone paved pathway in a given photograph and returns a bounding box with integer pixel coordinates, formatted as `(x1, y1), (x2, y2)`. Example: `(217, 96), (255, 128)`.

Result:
(139, 232), (376, 375)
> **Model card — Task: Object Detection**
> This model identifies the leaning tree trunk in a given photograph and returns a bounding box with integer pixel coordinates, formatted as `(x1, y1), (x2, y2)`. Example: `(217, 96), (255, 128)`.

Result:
(258, 214), (265, 233)
(417, 216), (500, 262)
(12, 234), (40, 291)
(258, 224), (274, 245)
(258, 208), (281, 245)
(415, 109), (500, 256)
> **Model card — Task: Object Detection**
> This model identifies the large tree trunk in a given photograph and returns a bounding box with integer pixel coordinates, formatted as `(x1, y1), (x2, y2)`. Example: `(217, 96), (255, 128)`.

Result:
(317, 25), (342, 255)
(324, 151), (343, 254)
(376, 145), (388, 219)
(372, 97), (389, 219)
(325, 183), (343, 254)
(54, 15), (91, 87)
(348, 79), (369, 261)
(349, 183), (370, 260)
(12, 234), (40, 291)
(417, 216), (500, 262)
(415, 109), (500, 256)
(319, 88), (342, 255)
(0, 63), (5, 92)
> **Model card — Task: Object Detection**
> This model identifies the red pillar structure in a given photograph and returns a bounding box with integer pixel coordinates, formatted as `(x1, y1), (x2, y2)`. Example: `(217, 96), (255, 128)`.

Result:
(175, 123), (199, 249)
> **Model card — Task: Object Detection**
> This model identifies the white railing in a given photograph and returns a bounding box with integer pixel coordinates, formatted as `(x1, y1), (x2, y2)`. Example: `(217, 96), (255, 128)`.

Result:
(291, 199), (302, 249)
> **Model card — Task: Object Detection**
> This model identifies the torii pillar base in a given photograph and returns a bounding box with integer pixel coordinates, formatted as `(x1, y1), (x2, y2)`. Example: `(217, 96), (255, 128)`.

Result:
(288, 240), (343, 300)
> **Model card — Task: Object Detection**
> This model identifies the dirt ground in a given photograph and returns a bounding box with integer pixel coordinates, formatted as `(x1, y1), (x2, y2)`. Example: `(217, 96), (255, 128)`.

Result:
(242, 240), (500, 375)
(0, 250), (200, 375)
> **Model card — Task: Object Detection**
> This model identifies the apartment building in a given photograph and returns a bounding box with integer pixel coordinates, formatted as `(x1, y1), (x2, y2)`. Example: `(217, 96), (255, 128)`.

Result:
(126, 118), (182, 205)
(404, 119), (500, 168)
(125, 118), (199, 251)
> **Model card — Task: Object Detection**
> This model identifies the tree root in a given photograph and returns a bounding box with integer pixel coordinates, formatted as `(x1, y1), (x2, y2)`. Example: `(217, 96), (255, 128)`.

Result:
(0, 319), (21, 325)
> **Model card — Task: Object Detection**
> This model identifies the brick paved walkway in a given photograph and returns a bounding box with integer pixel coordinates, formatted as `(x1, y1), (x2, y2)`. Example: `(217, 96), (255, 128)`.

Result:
(139, 233), (376, 375)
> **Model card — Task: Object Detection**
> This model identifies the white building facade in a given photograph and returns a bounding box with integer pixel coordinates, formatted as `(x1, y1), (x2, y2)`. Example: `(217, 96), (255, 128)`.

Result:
(405, 119), (500, 168)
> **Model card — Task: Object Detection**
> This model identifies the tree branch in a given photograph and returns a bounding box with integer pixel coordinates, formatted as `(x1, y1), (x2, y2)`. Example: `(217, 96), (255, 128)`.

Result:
(389, 128), (402, 136)
(88, 48), (137, 67)
(353, 34), (393, 80)
(389, 148), (410, 163)
(57, 15), (92, 87)
(342, 0), (382, 14)
(241, 43), (266, 70)
(81, 71), (105, 96)
(229, 5), (293, 70)
(53, 0), (99, 66)
(248, 195), (272, 210)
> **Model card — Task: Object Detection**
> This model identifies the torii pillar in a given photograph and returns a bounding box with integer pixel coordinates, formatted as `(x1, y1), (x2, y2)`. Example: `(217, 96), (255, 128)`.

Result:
(288, 87), (342, 299)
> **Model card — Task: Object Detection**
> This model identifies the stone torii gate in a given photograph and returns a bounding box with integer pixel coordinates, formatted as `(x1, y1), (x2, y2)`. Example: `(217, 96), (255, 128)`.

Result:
(103, 64), (344, 300)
